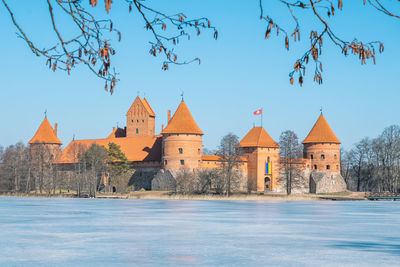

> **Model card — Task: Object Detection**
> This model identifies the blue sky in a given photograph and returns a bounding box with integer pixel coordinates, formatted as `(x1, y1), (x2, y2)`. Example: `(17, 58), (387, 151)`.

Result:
(1, 0), (399, 150)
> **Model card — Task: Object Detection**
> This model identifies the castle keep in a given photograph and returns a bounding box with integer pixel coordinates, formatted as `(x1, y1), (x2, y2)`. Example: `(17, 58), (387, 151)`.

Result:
(29, 96), (346, 193)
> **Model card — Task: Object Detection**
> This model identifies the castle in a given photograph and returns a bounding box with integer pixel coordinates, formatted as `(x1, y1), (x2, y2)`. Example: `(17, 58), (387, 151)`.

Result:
(29, 96), (346, 193)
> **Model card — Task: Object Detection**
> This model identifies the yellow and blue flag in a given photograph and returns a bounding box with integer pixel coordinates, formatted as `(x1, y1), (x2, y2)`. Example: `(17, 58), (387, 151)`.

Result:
(265, 162), (272, 174)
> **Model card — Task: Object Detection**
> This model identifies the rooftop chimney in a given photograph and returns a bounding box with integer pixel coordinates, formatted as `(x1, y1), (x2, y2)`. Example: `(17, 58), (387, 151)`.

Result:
(167, 110), (171, 123)
(54, 123), (58, 136)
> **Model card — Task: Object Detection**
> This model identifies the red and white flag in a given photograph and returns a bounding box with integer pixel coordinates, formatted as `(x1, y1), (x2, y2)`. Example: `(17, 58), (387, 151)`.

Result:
(253, 109), (262, 115)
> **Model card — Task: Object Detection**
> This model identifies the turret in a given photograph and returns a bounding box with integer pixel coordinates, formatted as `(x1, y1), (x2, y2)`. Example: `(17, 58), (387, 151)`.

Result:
(161, 100), (203, 170)
(126, 96), (155, 137)
(239, 127), (280, 191)
(302, 113), (341, 173)
(29, 117), (62, 163)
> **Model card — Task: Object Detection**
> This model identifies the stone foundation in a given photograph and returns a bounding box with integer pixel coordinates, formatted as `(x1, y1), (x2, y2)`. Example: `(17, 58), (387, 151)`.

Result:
(309, 172), (347, 193)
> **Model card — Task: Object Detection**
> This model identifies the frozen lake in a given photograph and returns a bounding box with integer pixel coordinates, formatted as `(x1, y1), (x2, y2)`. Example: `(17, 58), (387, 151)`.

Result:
(0, 198), (399, 266)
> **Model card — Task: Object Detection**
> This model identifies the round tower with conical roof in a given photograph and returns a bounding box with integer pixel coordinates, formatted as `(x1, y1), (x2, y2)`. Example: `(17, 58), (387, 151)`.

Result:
(29, 117), (62, 164)
(239, 126), (280, 191)
(161, 100), (203, 170)
(302, 113), (341, 173)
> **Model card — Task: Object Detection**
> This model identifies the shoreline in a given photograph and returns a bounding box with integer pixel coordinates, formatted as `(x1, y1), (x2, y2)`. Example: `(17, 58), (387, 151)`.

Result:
(0, 191), (367, 201)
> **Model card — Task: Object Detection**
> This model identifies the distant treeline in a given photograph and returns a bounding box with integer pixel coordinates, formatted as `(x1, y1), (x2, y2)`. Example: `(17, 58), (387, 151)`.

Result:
(0, 133), (245, 196)
(1, 126), (400, 195)
(0, 142), (133, 197)
(341, 125), (400, 193)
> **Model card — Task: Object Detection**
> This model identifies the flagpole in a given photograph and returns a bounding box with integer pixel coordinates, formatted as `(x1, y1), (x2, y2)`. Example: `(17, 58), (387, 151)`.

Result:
(261, 108), (263, 127)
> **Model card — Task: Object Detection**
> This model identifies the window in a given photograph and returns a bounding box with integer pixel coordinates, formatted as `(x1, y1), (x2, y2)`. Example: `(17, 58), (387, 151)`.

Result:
(321, 154), (325, 159)
(198, 148), (201, 155)
(178, 148), (183, 154)
(136, 128), (139, 134)
(180, 160), (184, 165)
(336, 165), (339, 170)
(326, 165), (330, 170)
(131, 120), (134, 123)
(164, 160), (167, 165)
(334, 154), (337, 160)
(142, 120), (144, 123)
(137, 120), (139, 122)
(267, 156), (270, 163)
(310, 154), (314, 159)
(314, 165), (318, 170)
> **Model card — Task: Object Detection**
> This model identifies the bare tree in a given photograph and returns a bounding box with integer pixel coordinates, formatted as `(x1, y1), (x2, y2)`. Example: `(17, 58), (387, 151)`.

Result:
(349, 137), (371, 191)
(197, 169), (213, 194)
(78, 144), (107, 197)
(0, 146), (4, 161)
(0, 143), (30, 193)
(197, 168), (228, 194)
(345, 125), (400, 193)
(69, 143), (87, 197)
(174, 169), (198, 195)
(340, 148), (352, 186)
(279, 130), (302, 195)
(218, 133), (242, 196)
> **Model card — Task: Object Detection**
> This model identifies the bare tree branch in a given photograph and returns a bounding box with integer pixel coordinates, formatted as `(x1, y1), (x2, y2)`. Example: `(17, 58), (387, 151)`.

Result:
(1, 0), (218, 93)
(260, 0), (390, 86)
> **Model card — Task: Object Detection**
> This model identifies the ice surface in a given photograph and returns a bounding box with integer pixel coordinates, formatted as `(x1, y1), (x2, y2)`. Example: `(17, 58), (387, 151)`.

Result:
(0, 198), (399, 266)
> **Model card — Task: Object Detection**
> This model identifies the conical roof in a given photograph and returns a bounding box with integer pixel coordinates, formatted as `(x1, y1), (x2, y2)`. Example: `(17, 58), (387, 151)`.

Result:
(161, 101), (203, 135)
(29, 118), (62, 145)
(302, 114), (340, 144)
(239, 127), (280, 148)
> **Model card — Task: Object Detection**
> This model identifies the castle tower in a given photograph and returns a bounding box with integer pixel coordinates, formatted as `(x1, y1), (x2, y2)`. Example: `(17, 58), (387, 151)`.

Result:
(161, 100), (203, 170)
(302, 113), (341, 173)
(239, 127), (280, 191)
(126, 96), (155, 137)
(29, 117), (62, 162)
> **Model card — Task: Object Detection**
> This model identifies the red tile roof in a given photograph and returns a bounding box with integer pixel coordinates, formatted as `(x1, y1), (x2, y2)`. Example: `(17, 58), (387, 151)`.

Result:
(142, 98), (156, 117)
(106, 128), (126, 139)
(29, 118), (62, 145)
(57, 136), (161, 163)
(201, 155), (221, 161)
(239, 127), (279, 148)
(161, 101), (203, 135)
(127, 96), (156, 117)
(201, 155), (248, 162)
(302, 114), (341, 144)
